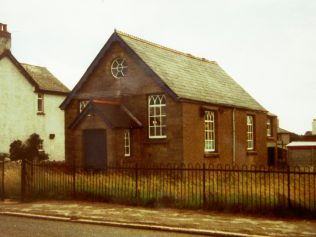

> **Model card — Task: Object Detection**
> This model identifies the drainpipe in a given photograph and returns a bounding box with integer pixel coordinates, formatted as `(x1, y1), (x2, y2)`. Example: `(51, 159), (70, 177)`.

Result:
(232, 108), (236, 164)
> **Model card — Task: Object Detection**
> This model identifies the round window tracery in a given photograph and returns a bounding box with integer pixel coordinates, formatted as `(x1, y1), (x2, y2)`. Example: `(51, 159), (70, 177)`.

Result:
(111, 58), (128, 79)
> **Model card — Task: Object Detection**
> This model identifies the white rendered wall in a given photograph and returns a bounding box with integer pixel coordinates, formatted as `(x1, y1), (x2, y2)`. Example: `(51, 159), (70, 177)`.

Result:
(0, 57), (65, 160)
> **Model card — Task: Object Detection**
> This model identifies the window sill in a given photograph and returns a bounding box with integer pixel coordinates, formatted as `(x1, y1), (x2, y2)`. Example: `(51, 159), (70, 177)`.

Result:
(204, 152), (219, 158)
(37, 112), (45, 115)
(247, 150), (257, 155)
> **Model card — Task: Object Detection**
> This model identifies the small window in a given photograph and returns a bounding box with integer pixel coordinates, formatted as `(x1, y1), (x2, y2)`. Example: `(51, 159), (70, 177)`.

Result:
(148, 95), (167, 139)
(247, 115), (254, 150)
(267, 118), (272, 137)
(111, 58), (128, 79)
(124, 130), (131, 157)
(38, 140), (44, 151)
(204, 111), (216, 152)
(37, 93), (44, 113)
(79, 100), (89, 113)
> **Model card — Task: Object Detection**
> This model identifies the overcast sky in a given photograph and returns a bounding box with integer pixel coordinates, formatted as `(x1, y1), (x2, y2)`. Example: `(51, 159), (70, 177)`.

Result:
(1, 0), (315, 134)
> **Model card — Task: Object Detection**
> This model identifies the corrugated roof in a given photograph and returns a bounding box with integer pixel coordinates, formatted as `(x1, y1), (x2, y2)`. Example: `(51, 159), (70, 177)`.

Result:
(21, 63), (69, 94)
(117, 31), (266, 111)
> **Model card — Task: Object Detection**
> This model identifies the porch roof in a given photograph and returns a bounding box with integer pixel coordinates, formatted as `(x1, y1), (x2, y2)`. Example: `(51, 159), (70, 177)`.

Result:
(69, 100), (142, 129)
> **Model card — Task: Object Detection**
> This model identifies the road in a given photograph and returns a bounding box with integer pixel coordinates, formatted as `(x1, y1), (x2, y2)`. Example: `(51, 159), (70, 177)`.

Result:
(0, 215), (207, 237)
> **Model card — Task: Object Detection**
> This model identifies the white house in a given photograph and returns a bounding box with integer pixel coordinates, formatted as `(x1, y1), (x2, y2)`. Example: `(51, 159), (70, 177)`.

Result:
(0, 23), (69, 160)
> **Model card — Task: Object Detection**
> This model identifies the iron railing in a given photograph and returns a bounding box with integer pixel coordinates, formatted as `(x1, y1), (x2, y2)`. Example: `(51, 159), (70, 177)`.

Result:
(20, 161), (316, 215)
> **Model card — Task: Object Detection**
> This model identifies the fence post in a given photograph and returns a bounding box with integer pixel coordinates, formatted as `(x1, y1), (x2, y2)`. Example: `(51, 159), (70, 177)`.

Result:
(21, 158), (26, 202)
(72, 163), (76, 199)
(287, 165), (291, 208)
(135, 163), (138, 203)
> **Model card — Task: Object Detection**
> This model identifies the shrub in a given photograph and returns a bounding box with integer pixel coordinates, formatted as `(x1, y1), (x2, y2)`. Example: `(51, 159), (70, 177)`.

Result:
(9, 133), (49, 161)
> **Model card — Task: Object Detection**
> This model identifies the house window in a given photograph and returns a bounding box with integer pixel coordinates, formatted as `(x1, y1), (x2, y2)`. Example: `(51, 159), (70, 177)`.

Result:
(37, 93), (44, 113)
(79, 100), (89, 113)
(247, 115), (254, 150)
(38, 140), (44, 152)
(124, 130), (131, 157)
(204, 111), (216, 152)
(267, 118), (272, 137)
(148, 95), (166, 139)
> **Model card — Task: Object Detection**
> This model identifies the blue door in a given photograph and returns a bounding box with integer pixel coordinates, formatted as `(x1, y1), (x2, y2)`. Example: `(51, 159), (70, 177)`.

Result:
(83, 129), (107, 169)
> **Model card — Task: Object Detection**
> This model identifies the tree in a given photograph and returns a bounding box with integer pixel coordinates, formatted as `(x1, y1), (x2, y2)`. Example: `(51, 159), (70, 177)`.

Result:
(9, 133), (49, 161)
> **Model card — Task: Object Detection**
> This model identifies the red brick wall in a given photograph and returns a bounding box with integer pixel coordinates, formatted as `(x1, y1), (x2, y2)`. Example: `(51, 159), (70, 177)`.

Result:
(182, 102), (268, 166)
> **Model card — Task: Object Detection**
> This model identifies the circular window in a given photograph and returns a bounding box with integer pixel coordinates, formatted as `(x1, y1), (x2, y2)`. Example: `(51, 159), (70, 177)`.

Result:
(111, 58), (128, 79)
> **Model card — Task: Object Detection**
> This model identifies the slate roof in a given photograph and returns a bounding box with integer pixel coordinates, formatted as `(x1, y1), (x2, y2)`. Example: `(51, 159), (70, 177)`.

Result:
(116, 31), (266, 111)
(61, 30), (266, 111)
(21, 63), (69, 94)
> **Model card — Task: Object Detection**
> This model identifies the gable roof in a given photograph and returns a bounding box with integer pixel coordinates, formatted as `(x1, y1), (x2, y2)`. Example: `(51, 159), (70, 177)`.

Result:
(0, 50), (69, 95)
(69, 99), (142, 129)
(61, 30), (266, 111)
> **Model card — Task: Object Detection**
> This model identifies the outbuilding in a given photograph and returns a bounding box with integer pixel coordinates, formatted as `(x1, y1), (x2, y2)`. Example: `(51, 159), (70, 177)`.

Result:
(287, 142), (316, 166)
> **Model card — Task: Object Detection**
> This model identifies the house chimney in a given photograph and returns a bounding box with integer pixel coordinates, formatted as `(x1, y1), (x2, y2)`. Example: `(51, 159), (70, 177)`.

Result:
(312, 119), (316, 135)
(0, 23), (11, 54)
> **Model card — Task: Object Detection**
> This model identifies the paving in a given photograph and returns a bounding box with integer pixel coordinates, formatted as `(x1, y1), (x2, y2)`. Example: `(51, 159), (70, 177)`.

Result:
(0, 200), (315, 236)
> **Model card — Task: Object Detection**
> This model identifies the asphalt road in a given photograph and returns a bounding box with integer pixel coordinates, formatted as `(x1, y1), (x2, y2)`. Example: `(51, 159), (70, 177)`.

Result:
(0, 215), (207, 237)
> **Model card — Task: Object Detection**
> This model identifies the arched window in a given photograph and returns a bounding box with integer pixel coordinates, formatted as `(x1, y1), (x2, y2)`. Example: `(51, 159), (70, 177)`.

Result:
(148, 95), (166, 138)
(204, 111), (215, 152)
(247, 115), (254, 150)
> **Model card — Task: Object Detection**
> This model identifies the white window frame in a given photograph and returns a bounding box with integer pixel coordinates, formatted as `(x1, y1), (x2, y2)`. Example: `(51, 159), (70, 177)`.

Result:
(148, 95), (167, 139)
(37, 93), (44, 113)
(247, 115), (254, 150)
(38, 139), (44, 152)
(79, 100), (89, 113)
(111, 58), (128, 79)
(204, 111), (216, 152)
(124, 130), (131, 157)
(267, 118), (272, 137)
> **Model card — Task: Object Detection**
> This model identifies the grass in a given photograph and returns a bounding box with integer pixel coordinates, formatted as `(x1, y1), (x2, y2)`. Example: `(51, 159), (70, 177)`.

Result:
(2, 161), (316, 216)
(3, 161), (21, 199)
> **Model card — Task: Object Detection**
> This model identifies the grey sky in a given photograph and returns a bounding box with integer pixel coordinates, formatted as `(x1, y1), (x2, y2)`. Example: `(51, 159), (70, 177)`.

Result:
(1, 0), (315, 134)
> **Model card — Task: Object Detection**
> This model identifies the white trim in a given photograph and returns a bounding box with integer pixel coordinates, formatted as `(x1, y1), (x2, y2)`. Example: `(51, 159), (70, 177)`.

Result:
(111, 58), (128, 79)
(124, 130), (131, 157)
(37, 93), (44, 112)
(247, 115), (254, 150)
(267, 118), (272, 137)
(148, 95), (167, 139)
(204, 111), (215, 152)
(79, 100), (89, 113)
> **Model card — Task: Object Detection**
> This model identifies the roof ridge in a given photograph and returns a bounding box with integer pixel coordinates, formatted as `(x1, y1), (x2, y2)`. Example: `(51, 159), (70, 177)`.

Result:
(115, 30), (216, 64)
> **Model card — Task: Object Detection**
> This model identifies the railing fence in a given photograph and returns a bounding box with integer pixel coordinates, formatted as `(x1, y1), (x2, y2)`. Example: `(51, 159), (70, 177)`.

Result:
(18, 160), (316, 215)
